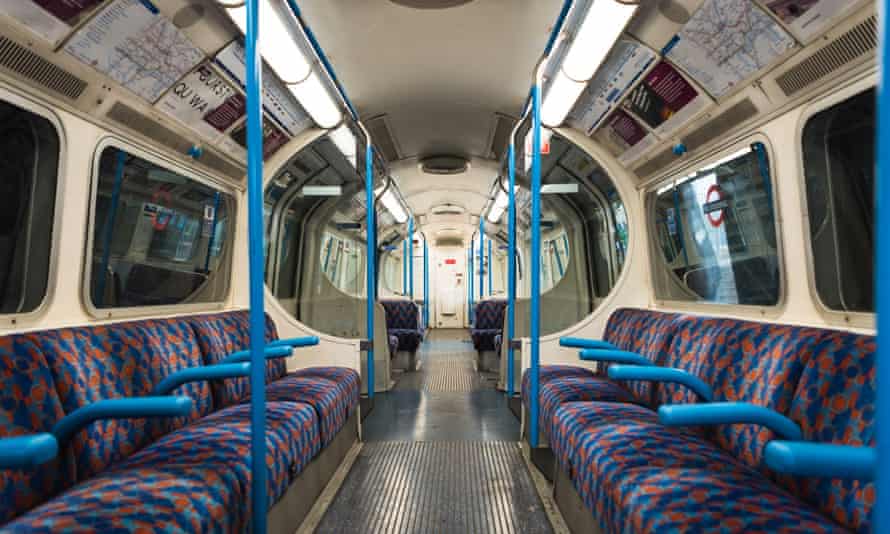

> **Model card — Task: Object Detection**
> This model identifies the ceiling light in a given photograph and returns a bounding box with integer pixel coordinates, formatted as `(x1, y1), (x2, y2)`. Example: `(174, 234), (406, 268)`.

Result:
(380, 190), (408, 223)
(290, 72), (343, 128)
(486, 186), (516, 224)
(329, 125), (357, 167)
(541, 70), (586, 127)
(301, 185), (342, 196)
(224, 2), (311, 84)
(562, 0), (638, 82)
(541, 183), (579, 194)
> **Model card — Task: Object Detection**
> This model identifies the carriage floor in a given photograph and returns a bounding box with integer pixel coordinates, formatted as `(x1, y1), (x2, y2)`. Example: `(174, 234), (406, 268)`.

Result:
(315, 330), (555, 533)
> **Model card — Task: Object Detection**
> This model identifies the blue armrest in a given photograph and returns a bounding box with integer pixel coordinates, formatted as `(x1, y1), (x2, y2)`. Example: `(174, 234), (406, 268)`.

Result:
(765, 441), (875, 480)
(0, 434), (58, 469)
(269, 336), (320, 349)
(152, 363), (251, 395)
(608, 365), (712, 401)
(657, 403), (802, 440)
(52, 397), (193, 444)
(218, 346), (293, 365)
(579, 349), (651, 366)
(560, 337), (618, 351)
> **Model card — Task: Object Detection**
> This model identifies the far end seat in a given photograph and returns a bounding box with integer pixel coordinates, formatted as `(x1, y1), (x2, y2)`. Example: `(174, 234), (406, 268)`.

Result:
(471, 299), (507, 372)
(379, 299), (424, 370)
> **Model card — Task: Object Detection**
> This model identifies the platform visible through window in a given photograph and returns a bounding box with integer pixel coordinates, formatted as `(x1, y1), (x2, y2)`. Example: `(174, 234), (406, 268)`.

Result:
(0, 98), (59, 314)
(650, 143), (780, 306)
(89, 147), (233, 310)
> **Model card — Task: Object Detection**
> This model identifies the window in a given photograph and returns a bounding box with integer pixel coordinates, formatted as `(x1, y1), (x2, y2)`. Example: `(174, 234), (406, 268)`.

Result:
(802, 89), (874, 314)
(89, 146), (233, 309)
(0, 98), (59, 314)
(650, 143), (780, 306)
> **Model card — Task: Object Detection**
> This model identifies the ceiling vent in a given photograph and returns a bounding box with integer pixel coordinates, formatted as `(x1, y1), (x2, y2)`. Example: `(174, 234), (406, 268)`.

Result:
(486, 113), (517, 161)
(435, 236), (465, 247)
(0, 36), (87, 100)
(420, 155), (469, 175)
(683, 98), (759, 154)
(366, 114), (402, 162)
(107, 102), (245, 181)
(390, 0), (474, 8)
(634, 147), (680, 178)
(431, 204), (466, 216)
(775, 15), (877, 97)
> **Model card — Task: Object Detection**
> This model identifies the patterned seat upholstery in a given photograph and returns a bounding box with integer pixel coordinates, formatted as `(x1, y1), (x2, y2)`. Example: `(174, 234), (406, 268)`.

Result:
(549, 315), (871, 533)
(521, 309), (687, 446)
(264, 373), (358, 446)
(470, 299), (506, 351)
(379, 299), (424, 353)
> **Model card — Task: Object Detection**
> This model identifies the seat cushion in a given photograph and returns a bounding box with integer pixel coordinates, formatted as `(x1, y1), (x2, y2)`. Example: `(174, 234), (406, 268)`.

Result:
(187, 311), (285, 408)
(522, 365), (598, 408)
(470, 328), (500, 351)
(553, 402), (842, 533)
(539, 377), (635, 441)
(287, 367), (361, 411)
(389, 328), (423, 353)
(0, 336), (73, 524)
(264, 375), (352, 446)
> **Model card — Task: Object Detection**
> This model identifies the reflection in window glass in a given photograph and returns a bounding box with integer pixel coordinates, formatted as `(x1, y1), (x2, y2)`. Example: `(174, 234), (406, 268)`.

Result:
(90, 147), (232, 309)
(0, 99), (59, 314)
(650, 143), (779, 306)
(802, 89), (874, 313)
(320, 231), (365, 297)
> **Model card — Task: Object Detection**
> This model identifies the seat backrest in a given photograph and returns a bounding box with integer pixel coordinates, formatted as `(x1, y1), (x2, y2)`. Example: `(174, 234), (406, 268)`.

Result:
(602, 308), (688, 403)
(379, 299), (420, 330)
(473, 299), (507, 330)
(0, 335), (73, 524)
(781, 330), (876, 532)
(186, 311), (283, 408)
(28, 318), (214, 483)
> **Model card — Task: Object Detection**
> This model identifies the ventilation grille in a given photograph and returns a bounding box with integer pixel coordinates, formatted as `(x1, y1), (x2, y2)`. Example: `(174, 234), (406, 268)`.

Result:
(366, 114), (401, 162)
(421, 155), (469, 175)
(0, 36), (87, 100)
(488, 113), (517, 161)
(634, 147), (679, 178)
(107, 102), (245, 181)
(431, 204), (466, 216)
(435, 237), (465, 247)
(776, 16), (877, 97)
(683, 98), (758, 153)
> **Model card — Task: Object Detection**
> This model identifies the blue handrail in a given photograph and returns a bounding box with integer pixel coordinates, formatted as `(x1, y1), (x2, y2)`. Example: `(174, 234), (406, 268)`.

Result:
(270, 336), (320, 349)
(52, 397), (193, 445)
(580, 349), (651, 366)
(529, 82), (542, 447)
(423, 236), (430, 328)
(219, 346), (293, 365)
(468, 245), (474, 325)
(409, 217), (415, 299)
(877, 1), (890, 527)
(479, 218), (485, 300)
(365, 141), (376, 399)
(765, 441), (875, 480)
(402, 238), (408, 295)
(658, 403), (802, 441)
(609, 365), (712, 401)
(507, 143), (517, 397)
(0, 434), (58, 469)
(560, 337), (618, 351)
(243, 1), (267, 530)
(488, 238), (493, 296)
(153, 363), (251, 395)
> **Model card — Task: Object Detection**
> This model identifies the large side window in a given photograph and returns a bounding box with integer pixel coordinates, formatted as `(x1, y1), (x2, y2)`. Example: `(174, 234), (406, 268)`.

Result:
(650, 143), (780, 306)
(802, 89), (875, 314)
(89, 146), (233, 310)
(0, 98), (59, 314)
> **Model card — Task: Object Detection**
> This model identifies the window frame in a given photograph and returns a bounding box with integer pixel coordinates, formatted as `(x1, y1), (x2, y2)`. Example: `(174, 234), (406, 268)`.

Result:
(796, 77), (876, 329)
(0, 86), (66, 327)
(83, 136), (236, 319)
(647, 133), (786, 317)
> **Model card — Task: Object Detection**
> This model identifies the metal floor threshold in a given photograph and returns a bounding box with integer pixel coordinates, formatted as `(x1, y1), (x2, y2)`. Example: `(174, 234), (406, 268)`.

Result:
(315, 441), (554, 533)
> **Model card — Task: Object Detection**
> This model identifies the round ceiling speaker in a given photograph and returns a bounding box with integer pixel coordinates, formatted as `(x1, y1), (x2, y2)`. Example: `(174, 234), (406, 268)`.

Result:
(390, 0), (474, 8)
(419, 156), (470, 175)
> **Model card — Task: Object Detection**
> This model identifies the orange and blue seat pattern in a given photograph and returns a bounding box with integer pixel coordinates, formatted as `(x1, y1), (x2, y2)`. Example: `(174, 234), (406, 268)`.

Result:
(0, 310), (359, 530)
(379, 299), (424, 353)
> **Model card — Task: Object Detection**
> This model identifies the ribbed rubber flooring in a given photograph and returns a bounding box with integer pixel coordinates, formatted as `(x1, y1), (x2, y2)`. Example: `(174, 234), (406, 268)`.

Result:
(316, 441), (554, 533)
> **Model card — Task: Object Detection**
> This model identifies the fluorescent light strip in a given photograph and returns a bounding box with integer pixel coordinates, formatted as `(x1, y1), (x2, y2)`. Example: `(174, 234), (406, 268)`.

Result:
(290, 72), (343, 129)
(380, 190), (408, 223)
(541, 183), (579, 194)
(329, 124), (357, 167)
(301, 185), (342, 196)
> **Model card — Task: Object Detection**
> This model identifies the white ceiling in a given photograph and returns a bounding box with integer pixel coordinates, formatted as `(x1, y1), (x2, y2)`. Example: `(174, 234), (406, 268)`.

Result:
(297, 0), (563, 241)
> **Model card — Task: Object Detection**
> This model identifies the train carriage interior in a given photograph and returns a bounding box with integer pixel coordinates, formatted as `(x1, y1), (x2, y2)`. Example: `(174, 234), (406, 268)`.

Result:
(0, 0), (886, 532)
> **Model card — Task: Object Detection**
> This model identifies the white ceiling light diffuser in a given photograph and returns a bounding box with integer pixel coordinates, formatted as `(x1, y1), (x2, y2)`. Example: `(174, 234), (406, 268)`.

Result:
(222, 1), (342, 129)
(329, 124), (358, 167)
(541, 0), (638, 127)
(380, 190), (409, 223)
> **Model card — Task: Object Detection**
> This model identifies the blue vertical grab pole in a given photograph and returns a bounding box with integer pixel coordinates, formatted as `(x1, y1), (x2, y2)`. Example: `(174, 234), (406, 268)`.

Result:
(95, 150), (127, 306)
(363, 131), (376, 399)
(507, 143), (517, 397)
(409, 217), (415, 299)
(468, 245), (474, 325)
(876, 2), (889, 529)
(423, 236), (429, 328)
(243, 0), (267, 530)
(479, 219), (485, 300)
(402, 239), (408, 295)
(529, 83), (542, 448)
(488, 238), (493, 295)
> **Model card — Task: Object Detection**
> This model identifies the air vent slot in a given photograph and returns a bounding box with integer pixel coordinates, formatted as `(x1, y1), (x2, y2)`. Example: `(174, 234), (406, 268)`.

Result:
(435, 237), (465, 248)
(683, 98), (758, 154)
(0, 36), (87, 100)
(431, 204), (466, 216)
(366, 114), (402, 162)
(487, 113), (517, 161)
(776, 15), (877, 97)
(107, 102), (245, 181)
(634, 147), (679, 178)
(420, 155), (469, 175)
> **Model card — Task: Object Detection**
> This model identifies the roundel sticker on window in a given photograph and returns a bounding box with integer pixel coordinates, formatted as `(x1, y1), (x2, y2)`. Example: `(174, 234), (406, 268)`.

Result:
(703, 184), (729, 227)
